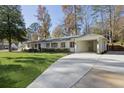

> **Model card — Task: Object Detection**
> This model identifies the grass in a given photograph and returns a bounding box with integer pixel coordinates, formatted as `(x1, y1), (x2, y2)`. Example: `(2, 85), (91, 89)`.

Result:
(0, 52), (66, 88)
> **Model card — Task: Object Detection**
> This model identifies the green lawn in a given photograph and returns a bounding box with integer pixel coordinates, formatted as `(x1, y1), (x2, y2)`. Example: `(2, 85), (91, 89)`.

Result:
(0, 52), (66, 88)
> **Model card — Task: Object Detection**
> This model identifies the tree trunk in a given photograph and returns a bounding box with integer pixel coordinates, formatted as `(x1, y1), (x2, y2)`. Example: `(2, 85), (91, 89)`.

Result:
(8, 37), (12, 52)
(7, 12), (12, 52)
(109, 6), (113, 44)
(74, 5), (77, 35)
(1, 40), (4, 49)
(100, 10), (104, 34)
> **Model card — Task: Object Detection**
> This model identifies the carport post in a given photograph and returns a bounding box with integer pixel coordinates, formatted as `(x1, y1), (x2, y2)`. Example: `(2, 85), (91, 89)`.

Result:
(97, 39), (100, 54)
(74, 38), (76, 53)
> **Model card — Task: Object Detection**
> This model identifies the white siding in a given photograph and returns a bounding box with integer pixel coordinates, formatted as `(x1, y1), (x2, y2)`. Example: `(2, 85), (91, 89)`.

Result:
(93, 41), (97, 52)
(97, 38), (107, 53)
(23, 34), (107, 53)
(75, 41), (89, 52)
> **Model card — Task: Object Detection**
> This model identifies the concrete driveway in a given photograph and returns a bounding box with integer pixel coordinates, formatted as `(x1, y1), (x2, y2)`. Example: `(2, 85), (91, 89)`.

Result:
(73, 51), (124, 88)
(28, 51), (124, 88)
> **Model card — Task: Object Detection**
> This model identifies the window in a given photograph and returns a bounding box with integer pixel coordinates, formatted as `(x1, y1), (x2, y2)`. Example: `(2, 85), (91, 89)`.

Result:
(35, 44), (37, 48)
(61, 42), (65, 48)
(27, 44), (30, 48)
(46, 43), (50, 48)
(70, 42), (75, 48)
(38, 44), (41, 49)
(51, 43), (58, 48)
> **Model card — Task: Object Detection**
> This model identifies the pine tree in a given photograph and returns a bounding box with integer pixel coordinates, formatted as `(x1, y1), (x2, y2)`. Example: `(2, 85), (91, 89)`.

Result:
(0, 5), (26, 52)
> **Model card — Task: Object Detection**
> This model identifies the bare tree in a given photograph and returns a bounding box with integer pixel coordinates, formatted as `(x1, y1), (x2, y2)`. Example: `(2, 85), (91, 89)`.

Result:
(37, 5), (51, 40)
(52, 25), (64, 38)
(62, 5), (82, 36)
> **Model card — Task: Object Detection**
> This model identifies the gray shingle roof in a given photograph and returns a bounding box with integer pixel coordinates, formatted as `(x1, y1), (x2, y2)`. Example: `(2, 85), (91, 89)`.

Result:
(25, 34), (106, 44)
(41, 35), (83, 42)
(25, 34), (83, 44)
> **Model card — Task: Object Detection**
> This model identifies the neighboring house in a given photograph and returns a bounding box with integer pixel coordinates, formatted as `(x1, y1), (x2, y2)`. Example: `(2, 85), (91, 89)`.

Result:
(0, 40), (18, 50)
(0, 40), (9, 49)
(23, 34), (108, 54)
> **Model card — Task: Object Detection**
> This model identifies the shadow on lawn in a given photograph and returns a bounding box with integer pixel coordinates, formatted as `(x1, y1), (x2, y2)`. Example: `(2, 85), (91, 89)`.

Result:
(0, 55), (61, 87)
(2, 56), (58, 64)
(0, 75), (17, 88)
(0, 64), (41, 88)
(14, 57), (58, 65)
(0, 64), (24, 72)
(0, 64), (25, 88)
(15, 57), (47, 64)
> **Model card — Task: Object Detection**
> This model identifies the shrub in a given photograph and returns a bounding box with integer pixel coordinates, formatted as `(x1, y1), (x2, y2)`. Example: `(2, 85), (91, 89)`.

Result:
(23, 49), (39, 53)
(23, 48), (70, 53)
(41, 48), (70, 53)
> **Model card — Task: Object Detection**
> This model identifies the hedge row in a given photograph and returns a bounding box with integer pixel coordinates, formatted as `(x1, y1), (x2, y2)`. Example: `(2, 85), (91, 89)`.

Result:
(23, 48), (70, 53)
(23, 49), (39, 52)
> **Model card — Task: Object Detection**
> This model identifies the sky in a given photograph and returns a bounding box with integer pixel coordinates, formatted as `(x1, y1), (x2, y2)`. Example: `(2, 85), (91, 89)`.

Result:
(21, 5), (64, 31)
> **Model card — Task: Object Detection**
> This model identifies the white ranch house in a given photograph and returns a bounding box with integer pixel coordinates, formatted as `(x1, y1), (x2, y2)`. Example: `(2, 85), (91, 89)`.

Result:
(24, 34), (108, 54)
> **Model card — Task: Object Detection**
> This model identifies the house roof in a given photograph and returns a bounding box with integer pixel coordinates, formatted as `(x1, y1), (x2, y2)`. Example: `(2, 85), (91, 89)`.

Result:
(75, 34), (107, 41)
(25, 34), (107, 44)
(41, 35), (83, 42)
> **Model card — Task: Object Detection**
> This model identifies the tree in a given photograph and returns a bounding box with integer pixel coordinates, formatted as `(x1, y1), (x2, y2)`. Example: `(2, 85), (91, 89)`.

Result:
(52, 25), (64, 38)
(31, 32), (38, 41)
(37, 5), (51, 40)
(119, 26), (124, 45)
(26, 22), (40, 41)
(62, 5), (82, 36)
(92, 6), (108, 35)
(112, 6), (124, 42)
(0, 5), (26, 52)
(0, 27), (5, 49)
(80, 6), (92, 34)
(28, 22), (40, 32)
(105, 5), (124, 43)
(77, 6), (96, 35)
(105, 5), (114, 43)
(92, 5), (121, 43)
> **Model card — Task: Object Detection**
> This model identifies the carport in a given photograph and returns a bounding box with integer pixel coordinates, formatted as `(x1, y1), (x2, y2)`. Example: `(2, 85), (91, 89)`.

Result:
(75, 34), (107, 54)
(75, 40), (97, 53)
